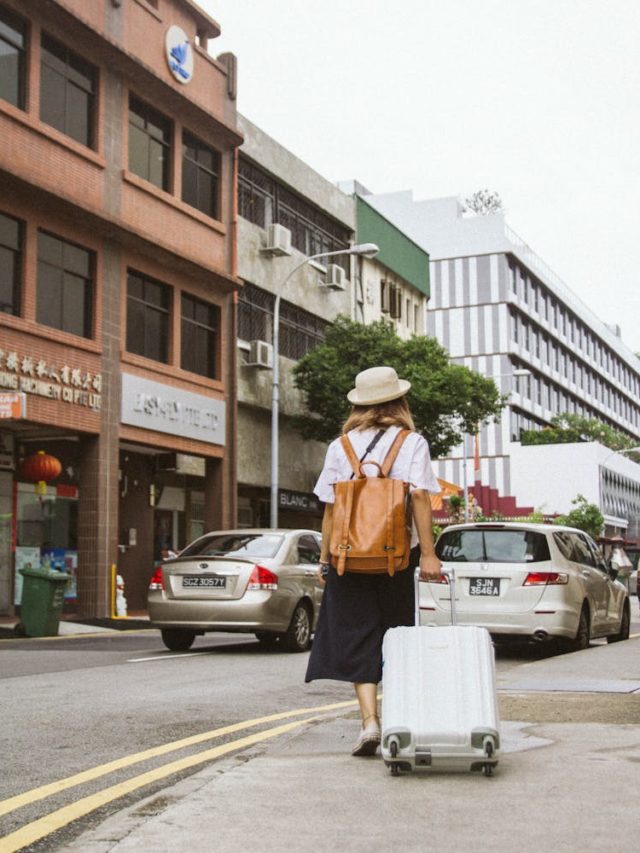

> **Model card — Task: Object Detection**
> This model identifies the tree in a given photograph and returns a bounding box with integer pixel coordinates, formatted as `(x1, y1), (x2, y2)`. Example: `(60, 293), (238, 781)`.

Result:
(554, 495), (604, 540)
(464, 189), (503, 216)
(291, 317), (505, 458)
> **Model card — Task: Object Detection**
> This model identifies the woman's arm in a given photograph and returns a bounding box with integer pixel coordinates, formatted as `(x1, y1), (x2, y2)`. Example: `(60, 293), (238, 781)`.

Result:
(317, 502), (334, 582)
(411, 489), (443, 580)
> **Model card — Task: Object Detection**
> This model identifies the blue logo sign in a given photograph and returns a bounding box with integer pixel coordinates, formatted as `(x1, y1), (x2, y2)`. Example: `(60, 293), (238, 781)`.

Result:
(165, 25), (193, 85)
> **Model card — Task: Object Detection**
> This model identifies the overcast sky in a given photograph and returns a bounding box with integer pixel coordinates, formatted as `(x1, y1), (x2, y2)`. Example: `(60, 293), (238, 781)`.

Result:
(200, 0), (640, 355)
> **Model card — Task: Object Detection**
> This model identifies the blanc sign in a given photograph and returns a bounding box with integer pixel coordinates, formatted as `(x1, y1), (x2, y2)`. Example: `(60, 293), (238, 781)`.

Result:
(121, 374), (225, 445)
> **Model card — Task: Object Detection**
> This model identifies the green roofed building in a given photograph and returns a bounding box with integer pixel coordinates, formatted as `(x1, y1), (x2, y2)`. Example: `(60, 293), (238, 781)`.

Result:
(344, 187), (430, 339)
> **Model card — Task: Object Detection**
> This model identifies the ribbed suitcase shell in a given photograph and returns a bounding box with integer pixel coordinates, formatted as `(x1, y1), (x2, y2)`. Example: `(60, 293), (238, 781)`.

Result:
(381, 624), (500, 773)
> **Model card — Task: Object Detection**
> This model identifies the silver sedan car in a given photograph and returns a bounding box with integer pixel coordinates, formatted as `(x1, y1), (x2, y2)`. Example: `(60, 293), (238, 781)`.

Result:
(147, 529), (323, 652)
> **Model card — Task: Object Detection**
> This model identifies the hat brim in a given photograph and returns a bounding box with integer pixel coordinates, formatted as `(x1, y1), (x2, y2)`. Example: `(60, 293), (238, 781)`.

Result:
(347, 379), (411, 406)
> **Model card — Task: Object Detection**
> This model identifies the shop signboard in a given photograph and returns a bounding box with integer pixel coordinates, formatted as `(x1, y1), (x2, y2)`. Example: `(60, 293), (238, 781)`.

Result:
(121, 374), (226, 445)
(0, 348), (101, 411)
(278, 489), (320, 513)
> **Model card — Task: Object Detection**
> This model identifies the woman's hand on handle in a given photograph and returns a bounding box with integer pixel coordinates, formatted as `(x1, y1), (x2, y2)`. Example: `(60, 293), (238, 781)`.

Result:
(419, 552), (442, 581)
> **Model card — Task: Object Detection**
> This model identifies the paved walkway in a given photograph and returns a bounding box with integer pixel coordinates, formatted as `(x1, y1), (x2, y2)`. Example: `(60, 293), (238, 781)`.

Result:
(64, 636), (640, 853)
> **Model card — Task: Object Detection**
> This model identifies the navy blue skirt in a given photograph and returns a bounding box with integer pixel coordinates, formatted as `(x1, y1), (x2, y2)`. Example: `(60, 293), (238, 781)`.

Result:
(305, 547), (419, 685)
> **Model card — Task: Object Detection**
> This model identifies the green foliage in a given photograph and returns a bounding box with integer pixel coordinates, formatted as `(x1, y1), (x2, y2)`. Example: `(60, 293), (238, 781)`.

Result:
(432, 523), (443, 541)
(291, 317), (505, 458)
(554, 495), (604, 540)
(521, 414), (637, 455)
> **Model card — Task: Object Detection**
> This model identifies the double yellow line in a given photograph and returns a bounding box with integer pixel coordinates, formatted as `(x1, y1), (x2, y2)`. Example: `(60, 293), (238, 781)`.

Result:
(0, 698), (358, 852)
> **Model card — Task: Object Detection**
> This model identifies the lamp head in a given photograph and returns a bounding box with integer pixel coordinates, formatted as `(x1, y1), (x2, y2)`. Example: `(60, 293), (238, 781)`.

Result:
(349, 242), (379, 259)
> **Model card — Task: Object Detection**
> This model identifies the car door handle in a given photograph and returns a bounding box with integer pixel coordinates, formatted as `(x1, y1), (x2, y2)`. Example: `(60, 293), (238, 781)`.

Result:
(304, 570), (317, 576)
(581, 570), (592, 577)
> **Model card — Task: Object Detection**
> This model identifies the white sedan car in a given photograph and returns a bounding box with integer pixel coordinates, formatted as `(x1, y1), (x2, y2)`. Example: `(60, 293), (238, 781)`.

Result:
(422, 522), (630, 652)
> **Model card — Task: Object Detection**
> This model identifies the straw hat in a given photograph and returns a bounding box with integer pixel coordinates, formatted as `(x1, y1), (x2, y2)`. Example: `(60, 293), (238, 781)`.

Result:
(347, 366), (411, 406)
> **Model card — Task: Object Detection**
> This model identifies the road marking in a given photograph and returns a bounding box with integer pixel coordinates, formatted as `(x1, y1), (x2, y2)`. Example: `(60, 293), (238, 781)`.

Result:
(0, 697), (358, 818)
(127, 652), (212, 662)
(0, 716), (318, 853)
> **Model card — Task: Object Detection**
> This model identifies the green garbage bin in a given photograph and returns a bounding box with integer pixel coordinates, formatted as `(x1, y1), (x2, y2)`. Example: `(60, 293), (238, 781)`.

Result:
(17, 567), (71, 637)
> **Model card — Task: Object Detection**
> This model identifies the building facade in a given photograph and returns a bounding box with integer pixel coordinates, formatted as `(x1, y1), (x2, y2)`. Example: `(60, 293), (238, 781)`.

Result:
(235, 115), (356, 530)
(352, 192), (429, 338)
(0, 0), (241, 616)
(366, 193), (640, 533)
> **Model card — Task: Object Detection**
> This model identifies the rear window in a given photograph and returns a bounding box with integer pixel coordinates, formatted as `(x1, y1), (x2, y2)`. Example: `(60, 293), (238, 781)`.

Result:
(181, 533), (284, 559)
(436, 529), (551, 563)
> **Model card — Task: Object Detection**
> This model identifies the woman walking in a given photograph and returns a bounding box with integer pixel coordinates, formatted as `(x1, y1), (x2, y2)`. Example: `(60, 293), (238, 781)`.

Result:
(305, 366), (443, 756)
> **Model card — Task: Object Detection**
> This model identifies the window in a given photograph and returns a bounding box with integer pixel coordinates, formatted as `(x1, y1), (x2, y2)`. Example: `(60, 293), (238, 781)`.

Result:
(238, 157), (351, 274)
(37, 231), (93, 337)
(0, 211), (22, 315)
(181, 293), (219, 379)
(182, 132), (220, 219)
(237, 282), (327, 360)
(128, 96), (171, 190)
(127, 270), (170, 362)
(437, 528), (551, 563)
(297, 534), (320, 565)
(0, 4), (26, 109)
(40, 33), (96, 147)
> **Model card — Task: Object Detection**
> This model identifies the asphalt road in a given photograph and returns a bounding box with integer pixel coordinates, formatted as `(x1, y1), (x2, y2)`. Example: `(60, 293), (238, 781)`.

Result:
(1, 609), (639, 851)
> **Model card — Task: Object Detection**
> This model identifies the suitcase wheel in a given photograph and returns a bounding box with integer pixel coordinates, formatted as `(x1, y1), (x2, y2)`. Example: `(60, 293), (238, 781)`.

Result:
(389, 739), (400, 776)
(482, 739), (495, 777)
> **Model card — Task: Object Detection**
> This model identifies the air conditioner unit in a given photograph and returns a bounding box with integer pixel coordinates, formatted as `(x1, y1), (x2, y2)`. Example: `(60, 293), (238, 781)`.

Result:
(245, 340), (273, 368)
(262, 223), (292, 256)
(324, 264), (346, 291)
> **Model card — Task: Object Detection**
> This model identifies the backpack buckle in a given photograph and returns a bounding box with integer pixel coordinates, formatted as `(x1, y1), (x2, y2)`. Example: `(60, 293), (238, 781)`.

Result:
(337, 544), (352, 551)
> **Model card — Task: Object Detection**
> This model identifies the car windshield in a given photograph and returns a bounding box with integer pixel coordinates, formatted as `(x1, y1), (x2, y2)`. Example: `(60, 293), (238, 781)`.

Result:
(181, 534), (284, 559)
(436, 529), (551, 563)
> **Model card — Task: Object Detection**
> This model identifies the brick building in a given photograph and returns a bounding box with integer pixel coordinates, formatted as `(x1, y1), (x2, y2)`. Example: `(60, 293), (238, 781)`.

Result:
(0, 0), (241, 616)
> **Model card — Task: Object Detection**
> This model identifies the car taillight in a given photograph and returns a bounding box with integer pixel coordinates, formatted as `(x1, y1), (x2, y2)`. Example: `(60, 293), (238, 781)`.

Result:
(523, 571), (568, 586)
(149, 566), (164, 590)
(427, 573), (449, 584)
(247, 565), (278, 591)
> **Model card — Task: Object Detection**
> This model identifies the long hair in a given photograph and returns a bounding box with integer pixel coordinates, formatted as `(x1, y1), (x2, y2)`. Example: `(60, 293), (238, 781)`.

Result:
(342, 396), (415, 433)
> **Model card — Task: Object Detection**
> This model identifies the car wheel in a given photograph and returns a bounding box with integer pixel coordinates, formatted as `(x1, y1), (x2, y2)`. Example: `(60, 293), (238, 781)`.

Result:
(282, 602), (312, 653)
(572, 605), (590, 652)
(161, 628), (196, 651)
(607, 602), (630, 643)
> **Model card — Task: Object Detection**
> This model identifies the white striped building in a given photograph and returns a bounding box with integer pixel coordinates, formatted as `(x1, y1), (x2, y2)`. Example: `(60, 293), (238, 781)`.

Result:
(366, 193), (640, 529)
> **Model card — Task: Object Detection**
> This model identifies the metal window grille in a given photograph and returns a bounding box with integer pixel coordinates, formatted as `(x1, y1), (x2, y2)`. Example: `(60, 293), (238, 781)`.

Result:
(238, 158), (351, 273)
(238, 282), (327, 359)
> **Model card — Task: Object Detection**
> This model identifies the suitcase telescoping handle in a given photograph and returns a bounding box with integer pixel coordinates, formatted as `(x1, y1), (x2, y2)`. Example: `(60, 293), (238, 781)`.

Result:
(414, 567), (457, 627)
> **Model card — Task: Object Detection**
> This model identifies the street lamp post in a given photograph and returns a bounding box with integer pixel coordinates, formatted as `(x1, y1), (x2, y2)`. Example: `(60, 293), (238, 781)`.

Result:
(270, 242), (379, 528)
(463, 368), (531, 521)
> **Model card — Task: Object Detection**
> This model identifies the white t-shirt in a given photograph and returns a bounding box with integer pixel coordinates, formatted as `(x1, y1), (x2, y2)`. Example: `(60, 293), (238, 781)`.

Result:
(314, 426), (441, 548)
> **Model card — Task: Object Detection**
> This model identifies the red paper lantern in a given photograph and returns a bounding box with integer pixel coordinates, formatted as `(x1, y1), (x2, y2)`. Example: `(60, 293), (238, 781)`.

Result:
(20, 451), (62, 494)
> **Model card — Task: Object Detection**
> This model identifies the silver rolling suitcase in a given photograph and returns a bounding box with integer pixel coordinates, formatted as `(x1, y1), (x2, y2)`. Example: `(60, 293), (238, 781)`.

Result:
(381, 569), (500, 776)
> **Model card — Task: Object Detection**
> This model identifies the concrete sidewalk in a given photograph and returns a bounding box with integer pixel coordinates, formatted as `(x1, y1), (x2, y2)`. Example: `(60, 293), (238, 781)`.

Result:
(67, 637), (640, 853)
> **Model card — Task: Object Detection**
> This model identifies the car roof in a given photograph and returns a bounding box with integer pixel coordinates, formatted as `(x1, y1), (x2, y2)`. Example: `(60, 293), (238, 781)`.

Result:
(442, 522), (596, 537)
(195, 528), (320, 537)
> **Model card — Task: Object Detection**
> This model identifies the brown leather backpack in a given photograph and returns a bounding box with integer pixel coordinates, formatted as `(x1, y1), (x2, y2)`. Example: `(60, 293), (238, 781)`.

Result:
(330, 429), (412, 576)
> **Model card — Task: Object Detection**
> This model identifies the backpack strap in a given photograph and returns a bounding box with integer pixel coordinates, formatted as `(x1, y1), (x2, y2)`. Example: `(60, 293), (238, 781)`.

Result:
(380, 429), (411, 477)
(340, 435), (363, 478)
(336, 481), (355, 575)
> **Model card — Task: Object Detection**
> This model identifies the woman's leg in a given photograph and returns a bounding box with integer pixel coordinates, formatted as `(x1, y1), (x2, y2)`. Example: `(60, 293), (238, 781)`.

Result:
(354, 682), (378, 724)
(352, 682), (380, 756)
